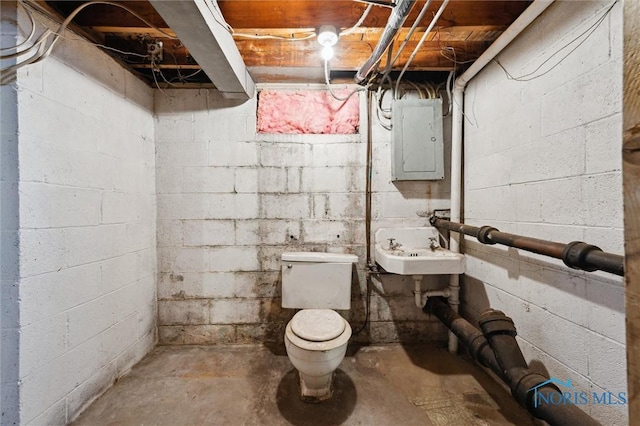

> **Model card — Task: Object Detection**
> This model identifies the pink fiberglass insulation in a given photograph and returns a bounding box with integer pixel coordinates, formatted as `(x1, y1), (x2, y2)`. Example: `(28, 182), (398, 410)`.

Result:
(257, 89), (359, 134)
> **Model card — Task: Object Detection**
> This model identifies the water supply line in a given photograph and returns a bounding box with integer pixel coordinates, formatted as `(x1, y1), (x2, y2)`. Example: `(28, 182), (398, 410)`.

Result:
(426, 297), (601, 426)
(430, 217), (624, 276)
(393, 0), (450, 97)
(354, 0), (417, 84)
(445, 0), (556, 354)
(381, 0), (433, 77)
(358, 90), (375, 337)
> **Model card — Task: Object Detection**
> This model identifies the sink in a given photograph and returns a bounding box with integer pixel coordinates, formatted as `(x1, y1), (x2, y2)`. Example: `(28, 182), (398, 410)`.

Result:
(374, 227), (466, 275)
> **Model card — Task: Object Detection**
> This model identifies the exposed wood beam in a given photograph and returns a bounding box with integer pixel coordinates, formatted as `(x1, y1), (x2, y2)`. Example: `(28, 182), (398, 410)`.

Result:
(105, 33), (482, 71)
(44, 0), (531, 87)
(217, 0), (530, 29)
(132, 64), (201, 70)
(95, 24), (507, 44)
(624, 0), (640, 421)
(148, 0), (254, 99)
(235, 39), (484, 70)
(64, 1), (529, 31)
(89, 26), (177, 38)
(49, 1), (168, 27)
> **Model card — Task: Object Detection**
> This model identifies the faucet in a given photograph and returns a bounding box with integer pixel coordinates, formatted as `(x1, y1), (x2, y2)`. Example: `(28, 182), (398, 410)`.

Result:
(428, 237), (439, 251)
(387, 238), (401, 250)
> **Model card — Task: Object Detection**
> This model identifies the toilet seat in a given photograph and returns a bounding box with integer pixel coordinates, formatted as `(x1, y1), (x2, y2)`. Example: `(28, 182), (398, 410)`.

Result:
(291, 309), (345, 342)
(285, 309), (352, 352)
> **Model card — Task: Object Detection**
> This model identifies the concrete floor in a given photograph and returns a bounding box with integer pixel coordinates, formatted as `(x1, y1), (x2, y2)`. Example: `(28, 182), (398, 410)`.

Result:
(72, 343), (536, 426)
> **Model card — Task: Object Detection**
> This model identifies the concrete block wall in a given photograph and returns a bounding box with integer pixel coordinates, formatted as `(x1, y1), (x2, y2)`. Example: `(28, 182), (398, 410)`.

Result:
(4, 7), (158, 424)
(155, 87), (450, 347)
(1, 3), (21, 423)
(461, 1), (625, 424)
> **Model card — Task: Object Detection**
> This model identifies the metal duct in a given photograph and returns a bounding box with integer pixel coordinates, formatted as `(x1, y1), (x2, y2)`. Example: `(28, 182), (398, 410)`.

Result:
(354, 0), (416, 85)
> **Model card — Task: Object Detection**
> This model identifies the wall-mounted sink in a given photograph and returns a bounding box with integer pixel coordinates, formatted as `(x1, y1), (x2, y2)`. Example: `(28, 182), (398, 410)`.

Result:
(374, 227), (465, 275)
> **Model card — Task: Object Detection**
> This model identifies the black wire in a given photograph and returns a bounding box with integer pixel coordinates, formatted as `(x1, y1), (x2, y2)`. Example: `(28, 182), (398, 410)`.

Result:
(166, 50), (184, 82)
(494, 0), (617, 82)
(351, 273), (371, 336)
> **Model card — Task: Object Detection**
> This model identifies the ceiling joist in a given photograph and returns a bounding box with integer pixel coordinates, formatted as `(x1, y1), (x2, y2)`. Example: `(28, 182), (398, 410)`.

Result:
(45, 0), (532, 88)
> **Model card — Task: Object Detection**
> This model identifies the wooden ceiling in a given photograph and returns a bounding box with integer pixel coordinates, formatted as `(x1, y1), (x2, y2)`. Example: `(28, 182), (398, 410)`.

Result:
(45, 0), (532, 88)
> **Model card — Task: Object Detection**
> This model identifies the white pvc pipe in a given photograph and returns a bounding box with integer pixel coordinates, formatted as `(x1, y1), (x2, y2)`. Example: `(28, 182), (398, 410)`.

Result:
(454, 0), (555, 91)
(395, 0), (450, 97)
(413, 277), (450, 308)
(446, 0), (555, 354)
(447, 85), (463, 353)
(386, 0), (433, 74)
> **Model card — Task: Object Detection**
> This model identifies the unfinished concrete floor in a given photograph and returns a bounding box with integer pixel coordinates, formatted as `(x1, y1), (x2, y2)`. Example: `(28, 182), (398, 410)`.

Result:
(72, 343), (535, 426)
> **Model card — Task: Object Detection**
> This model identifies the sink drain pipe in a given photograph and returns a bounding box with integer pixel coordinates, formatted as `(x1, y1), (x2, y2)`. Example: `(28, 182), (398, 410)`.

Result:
(413, 275), (450, 308)
(425, 297), (600, 426)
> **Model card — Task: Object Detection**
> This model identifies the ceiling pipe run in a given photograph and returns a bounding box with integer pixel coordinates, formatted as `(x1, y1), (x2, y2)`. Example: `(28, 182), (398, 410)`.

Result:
(382, 0), (433, 77)
(354, 0), (416, 84)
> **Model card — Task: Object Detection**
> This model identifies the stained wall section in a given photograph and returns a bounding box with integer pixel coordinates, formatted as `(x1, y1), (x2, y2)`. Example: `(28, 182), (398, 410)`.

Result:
(461, 1), (625, 424)
(7, 7), (158, 424)
(155, 88), (451, 346)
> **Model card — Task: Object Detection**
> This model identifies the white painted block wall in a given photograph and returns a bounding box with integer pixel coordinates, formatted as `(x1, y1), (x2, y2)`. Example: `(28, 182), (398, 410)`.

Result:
(1, 3), (21, 423)
(461, 1), (625, 424)
(3, 7), (158, 424)
(154, 88), (450, 345)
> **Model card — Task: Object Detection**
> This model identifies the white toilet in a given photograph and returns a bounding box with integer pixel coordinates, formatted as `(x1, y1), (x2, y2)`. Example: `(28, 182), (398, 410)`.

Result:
(281, 251), (358, 402)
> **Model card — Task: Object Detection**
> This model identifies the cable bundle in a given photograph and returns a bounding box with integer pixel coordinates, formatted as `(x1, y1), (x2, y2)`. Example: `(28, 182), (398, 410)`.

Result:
(0, 0), (176, 85)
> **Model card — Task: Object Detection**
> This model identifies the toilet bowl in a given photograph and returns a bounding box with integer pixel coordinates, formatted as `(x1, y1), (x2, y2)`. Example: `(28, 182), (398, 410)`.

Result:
(284, 309), (352, 401)
(281, 251), (357, 401)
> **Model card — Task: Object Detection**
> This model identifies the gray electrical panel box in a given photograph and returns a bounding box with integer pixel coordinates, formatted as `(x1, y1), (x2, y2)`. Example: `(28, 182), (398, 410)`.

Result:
(391, 99), (444, 181)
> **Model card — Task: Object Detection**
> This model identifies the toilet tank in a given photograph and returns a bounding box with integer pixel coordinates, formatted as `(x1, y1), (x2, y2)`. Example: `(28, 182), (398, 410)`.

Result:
(281, 252), (358, 310)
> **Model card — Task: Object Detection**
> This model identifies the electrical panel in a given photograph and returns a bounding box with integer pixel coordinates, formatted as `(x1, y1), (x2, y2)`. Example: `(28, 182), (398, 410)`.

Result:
(391, 99), (444, 181)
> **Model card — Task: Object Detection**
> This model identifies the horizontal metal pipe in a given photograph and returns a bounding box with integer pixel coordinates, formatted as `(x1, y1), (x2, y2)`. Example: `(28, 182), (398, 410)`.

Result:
(584, 250), (624, 276)
(430, 217), (624, 276)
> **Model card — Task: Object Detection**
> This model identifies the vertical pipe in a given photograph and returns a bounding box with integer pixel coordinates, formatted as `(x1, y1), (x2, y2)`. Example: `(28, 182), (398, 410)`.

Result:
(446, 0), (554, 354)
(446, 86), (464, 353)
(365, 91), (373, 267)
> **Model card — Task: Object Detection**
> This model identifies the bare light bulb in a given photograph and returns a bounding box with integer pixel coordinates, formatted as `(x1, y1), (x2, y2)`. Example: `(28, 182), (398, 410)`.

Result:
(321, 45), (334, 61)
(317, 25), (338, 62)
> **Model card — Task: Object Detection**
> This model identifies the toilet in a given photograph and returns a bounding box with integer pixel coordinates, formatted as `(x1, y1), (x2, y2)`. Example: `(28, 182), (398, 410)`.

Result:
(281, 251), (358, 402)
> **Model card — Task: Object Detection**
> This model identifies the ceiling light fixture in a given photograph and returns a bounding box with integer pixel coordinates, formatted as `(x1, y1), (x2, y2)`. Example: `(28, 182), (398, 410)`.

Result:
(317, 25), (338, 61)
